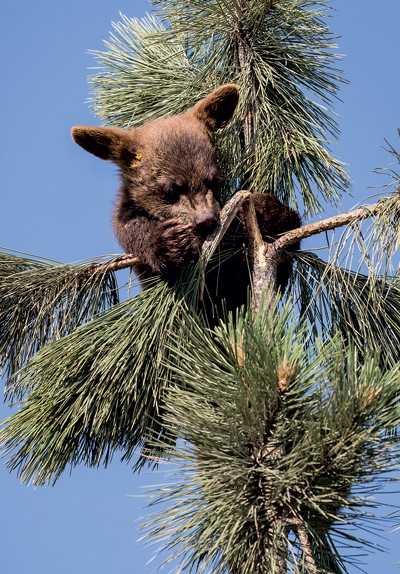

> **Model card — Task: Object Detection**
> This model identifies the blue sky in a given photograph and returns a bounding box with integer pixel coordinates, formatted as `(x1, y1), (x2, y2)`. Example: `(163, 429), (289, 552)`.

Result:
(1, 1), (400, 572)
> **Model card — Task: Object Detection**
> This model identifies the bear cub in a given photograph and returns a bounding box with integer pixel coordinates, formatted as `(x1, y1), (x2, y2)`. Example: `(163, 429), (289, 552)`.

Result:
(72, 85), (300, 315)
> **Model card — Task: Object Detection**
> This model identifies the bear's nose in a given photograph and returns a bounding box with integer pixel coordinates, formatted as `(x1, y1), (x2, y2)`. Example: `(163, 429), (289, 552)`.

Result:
(195, 211), (219, 235)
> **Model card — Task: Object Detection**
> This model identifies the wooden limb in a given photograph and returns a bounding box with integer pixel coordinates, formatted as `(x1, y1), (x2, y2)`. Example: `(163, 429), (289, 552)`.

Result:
(199, 190), (252, 304)
(77, 192), (251, 282)
(242, 197), (281, 313)
(78, 254), (142, 278)
(200, 190), (252, 263)
(242, 198), (385, 313)
(273, 201), (384, 252)
(286, 518), (318, 574)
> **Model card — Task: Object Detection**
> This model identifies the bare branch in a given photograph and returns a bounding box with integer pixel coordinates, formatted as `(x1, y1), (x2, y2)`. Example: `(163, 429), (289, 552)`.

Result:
(284, 518), (318, 574)
(242, 197), (281, 312)
(79, 255), (142, 277)
(201, 190), (252, 263)
(200, 190), (252, 304)
(240, 197), (386, 313)
(273, 201), (384, 252)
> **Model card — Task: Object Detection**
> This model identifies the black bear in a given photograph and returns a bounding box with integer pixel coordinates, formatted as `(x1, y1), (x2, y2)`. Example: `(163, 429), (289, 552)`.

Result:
(72, 85), (300, 316)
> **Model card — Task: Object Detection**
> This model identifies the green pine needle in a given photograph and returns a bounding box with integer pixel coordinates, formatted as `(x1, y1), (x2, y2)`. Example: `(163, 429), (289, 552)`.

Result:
(89, 0), (350, 214)
(295, 250), (400, 368)
(0, 250), (118, 386)
(141, 304), (400, 573)
(0, 276), (204, 486)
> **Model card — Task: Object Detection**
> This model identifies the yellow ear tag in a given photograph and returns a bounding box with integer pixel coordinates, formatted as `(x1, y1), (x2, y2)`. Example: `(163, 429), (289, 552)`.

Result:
(131, 153), (143, 169)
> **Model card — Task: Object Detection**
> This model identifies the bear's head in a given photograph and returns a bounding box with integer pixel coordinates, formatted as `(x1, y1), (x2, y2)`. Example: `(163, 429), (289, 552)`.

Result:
(71, 85), (239, 237)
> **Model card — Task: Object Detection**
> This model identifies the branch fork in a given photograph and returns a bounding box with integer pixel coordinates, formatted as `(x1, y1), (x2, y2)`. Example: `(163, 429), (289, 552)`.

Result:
(80, 191), (387, 315)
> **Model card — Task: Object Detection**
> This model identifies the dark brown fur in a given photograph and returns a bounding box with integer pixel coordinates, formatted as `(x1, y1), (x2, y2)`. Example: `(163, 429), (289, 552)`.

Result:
(72, 85), (300, 316)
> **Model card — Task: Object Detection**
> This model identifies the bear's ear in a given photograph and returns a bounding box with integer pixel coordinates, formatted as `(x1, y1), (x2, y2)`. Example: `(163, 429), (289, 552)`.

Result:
(71, 125), (136, 162)
(192, 84), (239, 132)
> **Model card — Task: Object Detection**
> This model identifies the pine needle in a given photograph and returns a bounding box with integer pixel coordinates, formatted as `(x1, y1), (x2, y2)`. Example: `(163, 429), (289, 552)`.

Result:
(141, 305), (400, 573)
(0, 250), (118, 386)
(89, 0), (350, 214)
(0, 276), (204, 486)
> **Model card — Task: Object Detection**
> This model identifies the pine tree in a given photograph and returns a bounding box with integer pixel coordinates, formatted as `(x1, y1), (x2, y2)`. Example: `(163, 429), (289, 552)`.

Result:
(2, 1), (400, 572)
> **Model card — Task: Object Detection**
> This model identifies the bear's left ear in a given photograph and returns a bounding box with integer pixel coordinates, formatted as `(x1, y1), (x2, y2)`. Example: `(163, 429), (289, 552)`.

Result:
(192, 84), (239, 132)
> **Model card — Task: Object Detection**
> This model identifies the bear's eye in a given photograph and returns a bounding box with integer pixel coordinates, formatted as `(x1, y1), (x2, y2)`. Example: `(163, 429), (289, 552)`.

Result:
(165, 183), (186, 202)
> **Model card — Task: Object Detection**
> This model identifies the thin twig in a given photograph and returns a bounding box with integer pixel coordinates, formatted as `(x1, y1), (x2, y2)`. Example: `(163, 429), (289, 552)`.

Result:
(78, 255), (142, 277)
(201, 190), (252, 263)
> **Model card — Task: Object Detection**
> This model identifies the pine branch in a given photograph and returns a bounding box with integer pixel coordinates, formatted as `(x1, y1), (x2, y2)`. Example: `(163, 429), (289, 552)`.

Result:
(79, 254), (142, 276)
(287, 519), (318, 574)
(274, 201), (385, 252)
(72, 194), (387, 282)
(232, 0), (255, 166)
(295, 251), (400, 368)
(142, 307), (400, 574)
(0, 280), (199, 484)
(0, 252), (119, 382)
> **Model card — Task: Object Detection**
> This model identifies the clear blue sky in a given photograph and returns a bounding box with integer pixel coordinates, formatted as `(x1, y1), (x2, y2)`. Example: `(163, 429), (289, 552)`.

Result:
(1, 1), (400, 573)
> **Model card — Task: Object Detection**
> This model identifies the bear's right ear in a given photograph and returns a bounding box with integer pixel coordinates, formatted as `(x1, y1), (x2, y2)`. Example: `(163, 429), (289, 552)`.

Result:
(192, 84), (239, 132)
(71, 126), (135, 162)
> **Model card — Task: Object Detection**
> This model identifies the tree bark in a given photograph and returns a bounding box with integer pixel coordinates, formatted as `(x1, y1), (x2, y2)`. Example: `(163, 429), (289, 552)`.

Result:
(241, 196), (281, 312)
